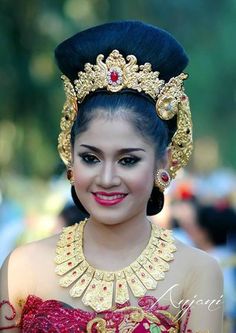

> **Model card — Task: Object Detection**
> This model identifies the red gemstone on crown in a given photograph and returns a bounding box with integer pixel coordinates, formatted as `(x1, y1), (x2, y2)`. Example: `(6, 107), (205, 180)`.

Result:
(110, 71), (119, 82)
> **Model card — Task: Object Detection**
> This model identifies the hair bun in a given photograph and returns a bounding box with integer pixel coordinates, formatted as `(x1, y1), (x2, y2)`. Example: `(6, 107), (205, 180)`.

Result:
(55, 20), (188, 82)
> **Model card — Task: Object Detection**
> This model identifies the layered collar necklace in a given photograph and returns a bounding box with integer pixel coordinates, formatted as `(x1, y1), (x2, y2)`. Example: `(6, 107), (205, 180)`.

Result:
(55, 219), (176, 312)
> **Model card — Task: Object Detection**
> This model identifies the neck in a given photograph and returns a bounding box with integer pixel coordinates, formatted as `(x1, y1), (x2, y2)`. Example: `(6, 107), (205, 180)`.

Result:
(83, 212), (152, 270)
(85, 213), (151, 249)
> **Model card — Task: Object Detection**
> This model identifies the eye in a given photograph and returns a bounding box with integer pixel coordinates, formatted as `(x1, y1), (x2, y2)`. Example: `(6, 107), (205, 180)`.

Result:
(119, 156), (141, 166)
(79, 153), (100, 164)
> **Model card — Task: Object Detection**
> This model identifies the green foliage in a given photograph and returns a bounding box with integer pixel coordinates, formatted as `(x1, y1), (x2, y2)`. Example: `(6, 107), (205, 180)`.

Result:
(0, 0), (235, 177)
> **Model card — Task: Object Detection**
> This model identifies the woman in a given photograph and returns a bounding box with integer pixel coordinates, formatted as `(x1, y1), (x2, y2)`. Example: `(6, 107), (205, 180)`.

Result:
(0, 21), (223, 332)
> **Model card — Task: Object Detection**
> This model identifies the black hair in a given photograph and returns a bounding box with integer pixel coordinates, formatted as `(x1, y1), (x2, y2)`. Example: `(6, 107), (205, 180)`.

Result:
(197, 206), (236, 246)
(55, 21), (189, 215)
(70, 91), (169, 159)
(59, 203), (89, 227)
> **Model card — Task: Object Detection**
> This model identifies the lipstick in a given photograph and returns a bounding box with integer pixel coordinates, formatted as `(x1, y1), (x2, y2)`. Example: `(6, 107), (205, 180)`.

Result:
(92, 192), (127, 206)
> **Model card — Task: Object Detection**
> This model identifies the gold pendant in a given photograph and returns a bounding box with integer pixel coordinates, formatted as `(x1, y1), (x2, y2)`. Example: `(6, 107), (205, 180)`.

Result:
(55, 219), (176, 312)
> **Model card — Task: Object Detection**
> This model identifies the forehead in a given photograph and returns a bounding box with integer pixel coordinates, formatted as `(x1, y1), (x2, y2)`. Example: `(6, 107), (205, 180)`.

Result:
(74, 117), (152, 151)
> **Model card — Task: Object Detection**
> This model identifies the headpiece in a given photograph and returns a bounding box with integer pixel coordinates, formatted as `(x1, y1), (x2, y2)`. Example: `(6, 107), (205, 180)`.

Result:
(58, 49), (193, 180)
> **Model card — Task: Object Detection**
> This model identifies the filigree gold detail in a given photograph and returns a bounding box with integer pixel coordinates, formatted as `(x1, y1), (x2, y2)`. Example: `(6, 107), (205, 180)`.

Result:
(55, 219), (176, 312)
(58, 50), (193, 178)
(85, 305), (179, 332)
(86, 317), (107, 333)
(168, 94), (193, 179)
(58, 75), (78, 166)
(156, 73), (187, 120)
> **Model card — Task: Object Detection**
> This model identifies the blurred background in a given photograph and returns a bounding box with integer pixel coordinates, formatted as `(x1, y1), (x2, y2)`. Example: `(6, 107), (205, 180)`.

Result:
(0, 0), (236, 331)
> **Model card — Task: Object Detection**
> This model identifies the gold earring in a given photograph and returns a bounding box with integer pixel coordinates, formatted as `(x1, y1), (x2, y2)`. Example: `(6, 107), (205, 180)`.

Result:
(154, 169), (171, 192)
(66, 167), (74, 185)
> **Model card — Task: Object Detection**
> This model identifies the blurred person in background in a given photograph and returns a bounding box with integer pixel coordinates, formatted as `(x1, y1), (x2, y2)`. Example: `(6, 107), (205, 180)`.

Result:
(194, 205), (236, 332)
(0, 21), (223, 332)
(0, 192), (25, 268)
(171, 192), (236, 332)
(170, 184), (198, 246)
(55, 202), (89, 232)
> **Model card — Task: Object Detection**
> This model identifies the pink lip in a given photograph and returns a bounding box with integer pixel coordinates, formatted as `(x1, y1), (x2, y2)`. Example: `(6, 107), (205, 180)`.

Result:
(94, 191), (127, 196)
(92, 192), (128, 206)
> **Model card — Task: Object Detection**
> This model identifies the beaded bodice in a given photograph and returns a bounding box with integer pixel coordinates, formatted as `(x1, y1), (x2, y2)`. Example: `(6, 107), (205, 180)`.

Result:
(17, 295), (180, 332)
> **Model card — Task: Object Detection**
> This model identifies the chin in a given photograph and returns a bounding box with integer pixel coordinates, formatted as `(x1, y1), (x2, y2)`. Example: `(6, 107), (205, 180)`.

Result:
(89, 210), (128, 225)
(88, 205), (142, 226)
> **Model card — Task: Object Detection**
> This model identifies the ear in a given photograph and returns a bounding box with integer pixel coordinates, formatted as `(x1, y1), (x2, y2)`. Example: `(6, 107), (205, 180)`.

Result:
(155, 148), (171, 170)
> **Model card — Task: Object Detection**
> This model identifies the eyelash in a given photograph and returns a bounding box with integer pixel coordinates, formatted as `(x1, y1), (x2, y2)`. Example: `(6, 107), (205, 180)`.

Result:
(78, 153), (141, 167)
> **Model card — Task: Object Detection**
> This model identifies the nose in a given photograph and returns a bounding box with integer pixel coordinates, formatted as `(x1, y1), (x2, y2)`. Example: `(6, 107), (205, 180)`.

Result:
(95, 162), (121, 188)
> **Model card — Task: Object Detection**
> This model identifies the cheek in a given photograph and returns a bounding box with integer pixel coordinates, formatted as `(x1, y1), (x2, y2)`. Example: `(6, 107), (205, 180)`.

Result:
(72, 156), (155, 195)
(126, 166), (154, 195)
(72, 161), (93, 189)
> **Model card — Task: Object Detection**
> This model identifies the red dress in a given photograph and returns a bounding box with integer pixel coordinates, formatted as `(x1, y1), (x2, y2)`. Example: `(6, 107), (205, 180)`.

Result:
(15, 295), (180, 332)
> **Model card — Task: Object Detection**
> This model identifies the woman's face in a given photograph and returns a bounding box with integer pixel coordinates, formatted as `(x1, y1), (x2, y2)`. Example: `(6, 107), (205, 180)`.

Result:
(72, 115), (159, 225)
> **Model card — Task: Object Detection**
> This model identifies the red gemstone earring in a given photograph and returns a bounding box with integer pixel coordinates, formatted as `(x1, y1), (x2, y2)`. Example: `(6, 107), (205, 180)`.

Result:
(154, 169), (171, 192)
(67, 167), (74, 185)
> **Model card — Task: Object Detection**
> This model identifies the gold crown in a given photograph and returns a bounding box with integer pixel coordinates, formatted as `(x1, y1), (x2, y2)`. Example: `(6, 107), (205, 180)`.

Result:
(58, 50), (193, 179)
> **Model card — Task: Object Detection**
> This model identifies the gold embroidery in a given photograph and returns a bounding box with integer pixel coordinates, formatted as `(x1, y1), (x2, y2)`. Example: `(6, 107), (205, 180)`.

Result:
(85, 306), (179, 332)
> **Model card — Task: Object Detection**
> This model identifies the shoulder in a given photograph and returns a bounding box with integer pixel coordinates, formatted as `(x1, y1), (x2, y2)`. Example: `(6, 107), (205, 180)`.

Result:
(172, 242), (224, 331)
(0, 234), (59, 330)
(0, 234), (60, 301)
(175, 238), (222, 272)
(174, 239), (223, 297)
(2, 232), (59, 269)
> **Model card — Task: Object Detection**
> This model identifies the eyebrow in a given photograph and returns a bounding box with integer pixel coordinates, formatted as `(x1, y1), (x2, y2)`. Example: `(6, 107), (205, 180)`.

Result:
(79, 144), (146, 154)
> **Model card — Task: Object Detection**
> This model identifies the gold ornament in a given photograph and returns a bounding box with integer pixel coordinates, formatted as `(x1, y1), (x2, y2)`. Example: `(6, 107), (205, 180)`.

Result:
(55, 219), (176, 312)
(66, 164), (74, 185)
(58, 50), (193, 179)
(168, 94), (193, 179)
(58, 76), (78, 166)
(155, 169), (171, 192)
(86, 305), (179, 332)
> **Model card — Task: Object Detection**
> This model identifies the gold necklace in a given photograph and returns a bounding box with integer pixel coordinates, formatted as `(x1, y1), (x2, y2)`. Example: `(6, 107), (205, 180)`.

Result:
(55, 219), (176, 312)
